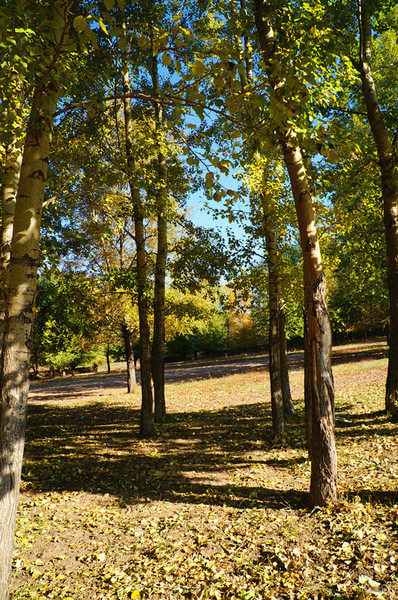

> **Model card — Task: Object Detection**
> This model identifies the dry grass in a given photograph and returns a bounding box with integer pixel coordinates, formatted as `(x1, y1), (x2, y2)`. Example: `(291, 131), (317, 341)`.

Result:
(10, 352), (398, 599)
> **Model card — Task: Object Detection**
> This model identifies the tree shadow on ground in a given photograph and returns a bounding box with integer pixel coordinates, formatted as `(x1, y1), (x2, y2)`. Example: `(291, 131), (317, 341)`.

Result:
(23, 380), (396, 510)
(23, 400), (310, 510)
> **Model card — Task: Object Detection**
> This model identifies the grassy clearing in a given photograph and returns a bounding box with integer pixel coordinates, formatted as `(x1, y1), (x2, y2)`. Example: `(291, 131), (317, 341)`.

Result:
(10, 355), (398, 599)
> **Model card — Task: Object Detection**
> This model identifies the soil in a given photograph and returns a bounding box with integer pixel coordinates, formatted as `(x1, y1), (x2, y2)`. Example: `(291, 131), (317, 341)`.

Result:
(9, 339), (398, 600)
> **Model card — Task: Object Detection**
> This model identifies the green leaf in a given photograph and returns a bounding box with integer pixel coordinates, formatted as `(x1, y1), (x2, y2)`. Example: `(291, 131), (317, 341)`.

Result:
(103, 0), (115, 9)
(73, 16), (87, 33)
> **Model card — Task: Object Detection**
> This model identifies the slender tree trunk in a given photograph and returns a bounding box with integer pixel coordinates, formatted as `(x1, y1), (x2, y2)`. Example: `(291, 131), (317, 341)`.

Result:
(254, 0), (337, 506)
(0, 0), (73, 589)
(150, 50), (168, 423)
(106, 343), (111, 374)
(122, 322), (137, 393)
(121, 27), (154, 436)
(357, 1), (398, 419)
(279, 306), (293, 417)
(261, 193), (284, 437)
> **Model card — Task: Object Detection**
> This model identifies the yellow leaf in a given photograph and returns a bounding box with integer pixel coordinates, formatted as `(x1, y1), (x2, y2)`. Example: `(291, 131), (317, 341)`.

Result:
(191, 60), (206, 77)
(130, 592), (141, 599)
(99, 18), (108, 36)
(162, 52), (172, 66)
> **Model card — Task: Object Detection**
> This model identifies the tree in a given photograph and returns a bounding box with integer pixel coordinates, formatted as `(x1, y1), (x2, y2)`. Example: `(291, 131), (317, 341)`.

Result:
(253, 0), (337, 505)
(0, 2), (79, 597)
(355, 0), (398, 417)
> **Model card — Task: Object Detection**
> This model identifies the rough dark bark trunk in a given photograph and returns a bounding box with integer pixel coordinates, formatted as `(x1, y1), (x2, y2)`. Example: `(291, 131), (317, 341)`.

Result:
(121, 25), (154, 436)
(279, 306), (293, 418)
(261, 193), (284, 437)
(150, 50), (167, 423)
(122, 322), (137, 393)
(357, 0), (398, 419)
(254, 0), (337, 506)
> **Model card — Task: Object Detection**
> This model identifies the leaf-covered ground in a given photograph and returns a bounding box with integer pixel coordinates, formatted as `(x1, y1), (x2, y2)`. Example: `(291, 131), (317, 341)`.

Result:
(10, 346), (398, 599)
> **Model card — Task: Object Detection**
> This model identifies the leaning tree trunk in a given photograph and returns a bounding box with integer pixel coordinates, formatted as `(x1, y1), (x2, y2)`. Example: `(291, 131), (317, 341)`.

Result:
(150, 50), (168, 423)
(261, 193), (284, 437)
(0, 50), (66, 600)
(358, 1), (398, 419)
(281, 139), (336, 507)
(122, 321), (137, 393)
(121, 25), (154, 436)
(254, 0), (337, 506)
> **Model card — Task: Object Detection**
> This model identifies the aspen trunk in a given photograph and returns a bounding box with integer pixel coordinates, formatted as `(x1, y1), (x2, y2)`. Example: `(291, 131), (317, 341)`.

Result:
(281, 139), (336, 506)
(0, 139), (23, 359)
(254, 0), (337, 505)
(121, 34), (154, 436)
(0, 67), (62, 600)
(150, 51), (168, 423)
(358, 1), (398, 419)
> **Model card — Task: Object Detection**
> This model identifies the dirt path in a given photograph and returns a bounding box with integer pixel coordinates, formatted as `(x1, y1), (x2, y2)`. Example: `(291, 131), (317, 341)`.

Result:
(29, 340), (387, 402)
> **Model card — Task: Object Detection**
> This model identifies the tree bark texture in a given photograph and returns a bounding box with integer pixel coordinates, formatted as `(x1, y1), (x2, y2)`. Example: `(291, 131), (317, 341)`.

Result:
(358, 1), (398, 419)
(150, 51), (168, 423)
(0, 1), (75, 594)
(122, 321), (137, 393)
(281, 140), (336, 507)
(261, 193), (285, 437)
(0, 139), (23, 363)
(254, 0), (337, 506)
(279, 307), (293, 418)
(121, 37), (154, 436)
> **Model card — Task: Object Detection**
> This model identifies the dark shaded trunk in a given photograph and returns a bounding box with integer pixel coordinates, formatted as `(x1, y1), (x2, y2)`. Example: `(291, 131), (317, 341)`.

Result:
(121, 25), (154, 436)
(150, 50), (167, 423)
(254, 0), (337, 506)
(357, 1), (398, 419)
(261, 193), (284, 437)
(122, 322), (137, 393)
(106, 344), (111, 374)
(279, 306), (293, 418)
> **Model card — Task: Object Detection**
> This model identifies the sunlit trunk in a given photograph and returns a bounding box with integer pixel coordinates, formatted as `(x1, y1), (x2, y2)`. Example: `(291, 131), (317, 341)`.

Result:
(254, 0), (337, 505)
(0, 0), (71, 586)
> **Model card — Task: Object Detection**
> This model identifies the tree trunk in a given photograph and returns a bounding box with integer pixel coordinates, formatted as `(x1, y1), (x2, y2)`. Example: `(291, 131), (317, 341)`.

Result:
(121, 26), (154, 436)
(281, 139), (336, 507)
(0, 0), (71, 586)
(106, 343), (111, 374)
(254, 1), (337, 506)
(261, 193), (284, 437)
(122, 322), (137, 393)
(0, 138), (23, 364)
(150, 50), (168, 423)
(357, 1), (398, 419)
(279, 306), (293, 418)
